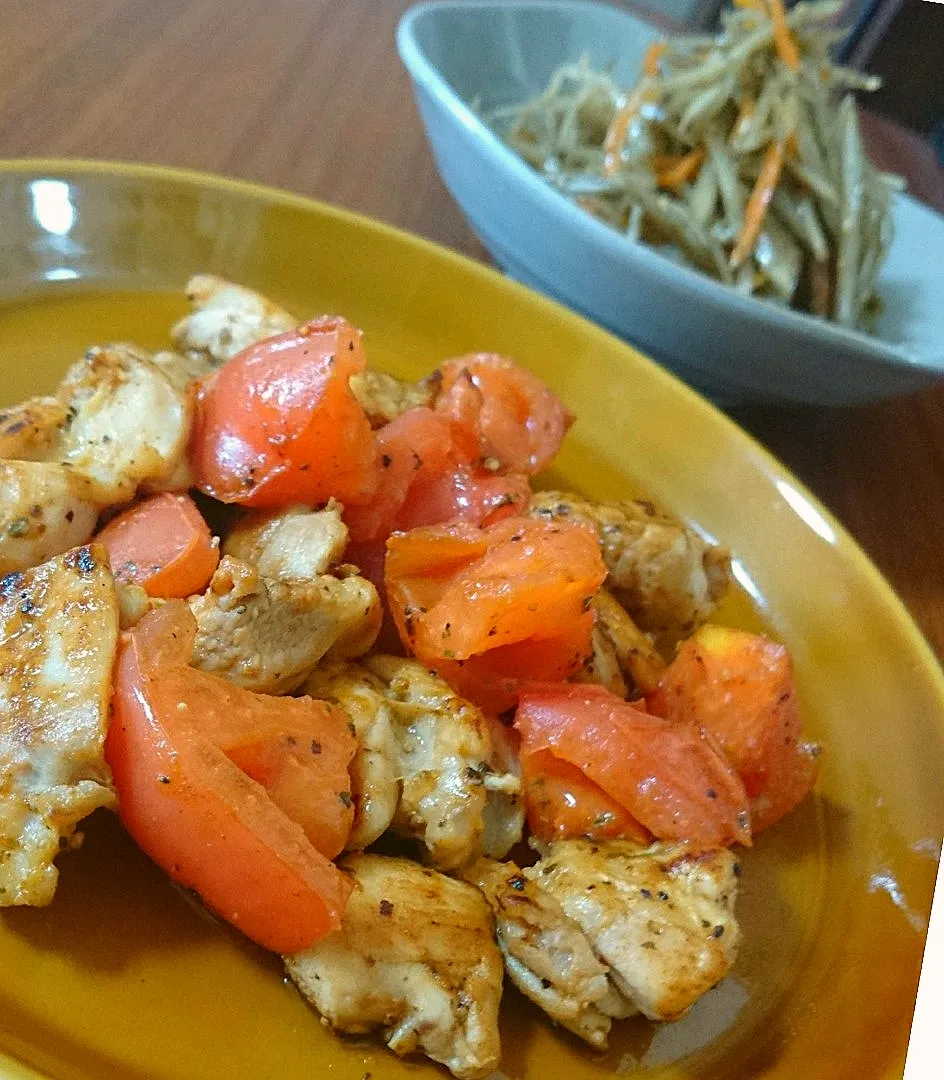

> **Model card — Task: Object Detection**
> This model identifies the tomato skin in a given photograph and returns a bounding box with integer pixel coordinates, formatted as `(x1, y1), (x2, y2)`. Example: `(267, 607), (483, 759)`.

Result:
(385, 517), (604, 712)
(345, 407), (457, 543)
(191, 317), (380, 509)
(155, 680), (356, 860)
(515, 683), (752, 848)
(344, 405), (529, 544)
(105, 603), (354, 953)
(388, 517), (604, 658)
(521, 747), (650, 844)
(431, 630), (593, 716)
(97, 492), (219, 598)
(648, 625), (819, 832)
(436, 354), (573, 474)
(396, 467), (530, 534)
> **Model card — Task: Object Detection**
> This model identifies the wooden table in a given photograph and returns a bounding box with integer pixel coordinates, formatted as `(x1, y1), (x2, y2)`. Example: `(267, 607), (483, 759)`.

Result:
(2, 0), (943, 659)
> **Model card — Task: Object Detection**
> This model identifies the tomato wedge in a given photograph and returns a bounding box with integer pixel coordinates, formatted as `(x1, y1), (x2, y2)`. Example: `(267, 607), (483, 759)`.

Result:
(105, 602), (355, 953)
(648, 625), (819, 832)
(435, 354), (573, 474)
(521, 747), (650, 844)
(191, 317), (380, 508)
(97, 492), (219, 598)
(396, 466), (530, 534)
(344, 405), (529, 544)
(432, 632), (596, 716)
(515, 683), (752, 847)
(385, 517), (605, 712)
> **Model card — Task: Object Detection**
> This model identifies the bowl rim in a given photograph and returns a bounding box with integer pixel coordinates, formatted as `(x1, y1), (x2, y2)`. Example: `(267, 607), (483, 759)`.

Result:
(0, 153), (941, 699)
(396, 0), (944, 377)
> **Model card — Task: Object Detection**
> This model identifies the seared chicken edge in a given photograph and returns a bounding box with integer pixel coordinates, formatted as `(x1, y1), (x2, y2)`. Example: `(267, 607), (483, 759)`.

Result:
(189, 556), (380, 695)
(286, 853), (503, 1080)
(0, 544), (118, 907)
(529, 491), (730, 645)
(529, 839), (741, 1022)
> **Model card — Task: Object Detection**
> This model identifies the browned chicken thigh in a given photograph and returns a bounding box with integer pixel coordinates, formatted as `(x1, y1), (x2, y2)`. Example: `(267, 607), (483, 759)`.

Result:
(0, 544), (117, 906)
(286, 853), (503, 1080)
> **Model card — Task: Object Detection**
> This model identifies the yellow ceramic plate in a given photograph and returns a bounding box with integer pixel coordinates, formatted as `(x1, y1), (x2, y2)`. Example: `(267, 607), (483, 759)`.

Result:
(0, 160), (941, 1080)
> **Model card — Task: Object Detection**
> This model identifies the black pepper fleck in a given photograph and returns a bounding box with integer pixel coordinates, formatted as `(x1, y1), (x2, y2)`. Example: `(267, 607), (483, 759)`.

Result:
(0, 572), (24, 596)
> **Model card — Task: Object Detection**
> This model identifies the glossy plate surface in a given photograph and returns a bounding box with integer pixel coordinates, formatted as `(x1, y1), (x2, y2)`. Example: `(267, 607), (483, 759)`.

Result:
(0, 159), (941, 1080)
(397, 0), (944, 405)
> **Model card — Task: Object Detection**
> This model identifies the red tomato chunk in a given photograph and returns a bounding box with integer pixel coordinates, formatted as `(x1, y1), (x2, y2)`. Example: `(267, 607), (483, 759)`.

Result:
(191, 317), (380, 509)
(516, 683), (752, 848)
(105, 602), (355, 953)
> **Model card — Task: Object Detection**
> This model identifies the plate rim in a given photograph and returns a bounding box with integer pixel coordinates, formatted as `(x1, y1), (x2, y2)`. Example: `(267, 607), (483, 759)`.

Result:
(0, 155), (941, 1080)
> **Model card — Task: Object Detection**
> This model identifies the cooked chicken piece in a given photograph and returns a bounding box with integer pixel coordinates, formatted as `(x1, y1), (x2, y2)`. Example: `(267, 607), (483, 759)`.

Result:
(303, 663), (400, 850)
(349, 368), (440, 427)
(364, 656), (522, 867)
(0, 397), (70, 460)
(286, 853), (503, 1080)
(574, 618), (628, 697)
(222, 502), (349, 582)
(150, 347), (216, 390)
(529, 491), (730, 644)
(52, 343), (194, 501)
(465, 858), (616, 1047)
(0, 460), (101, 576)
(116, 583), (153, 629)
(574, 589), (665, 696)
(0, 544), (118, 907)
(172, 274), (297, 365)
(528, 839), (741, 1021)
(305, 659), (522, 867)
(188, 556), (379, 695)
(1, 347), (197, 573)
(479, 713), (526, 862)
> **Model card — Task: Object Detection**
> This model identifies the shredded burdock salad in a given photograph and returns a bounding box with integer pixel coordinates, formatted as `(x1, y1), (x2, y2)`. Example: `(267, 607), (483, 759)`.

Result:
(490, 0), (902, 329)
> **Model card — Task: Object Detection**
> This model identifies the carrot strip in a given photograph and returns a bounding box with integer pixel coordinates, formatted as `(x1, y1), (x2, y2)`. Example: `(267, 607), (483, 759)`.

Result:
(602, 86), (649, 176)
(764, 0), (800, 72)
(729, 138), (787, 269)
(643, 41), (667, 78)
(654, 147), (706, 188)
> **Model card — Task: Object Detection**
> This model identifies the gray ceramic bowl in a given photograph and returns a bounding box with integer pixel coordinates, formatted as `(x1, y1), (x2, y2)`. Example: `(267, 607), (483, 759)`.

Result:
(397, 0), (944, 405)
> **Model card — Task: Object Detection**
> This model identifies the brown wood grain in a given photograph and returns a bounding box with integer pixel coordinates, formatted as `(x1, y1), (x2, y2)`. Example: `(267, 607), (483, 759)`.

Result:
(0, 0), (942, 659)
